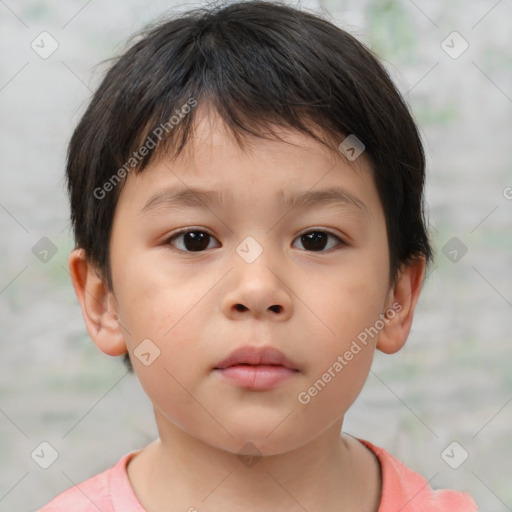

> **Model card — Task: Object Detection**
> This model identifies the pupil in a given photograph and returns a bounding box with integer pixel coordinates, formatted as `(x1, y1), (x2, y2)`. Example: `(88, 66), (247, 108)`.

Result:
(303, 232), (327, 251)
(185, 231), (209, 251)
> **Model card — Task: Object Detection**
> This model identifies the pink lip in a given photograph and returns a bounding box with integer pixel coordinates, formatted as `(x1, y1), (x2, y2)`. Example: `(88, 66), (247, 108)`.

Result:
(213, 346), (299, 391)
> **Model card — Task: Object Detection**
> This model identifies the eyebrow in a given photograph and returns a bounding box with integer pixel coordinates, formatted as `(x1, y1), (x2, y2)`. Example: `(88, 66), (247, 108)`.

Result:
(140, 185), (369, 217)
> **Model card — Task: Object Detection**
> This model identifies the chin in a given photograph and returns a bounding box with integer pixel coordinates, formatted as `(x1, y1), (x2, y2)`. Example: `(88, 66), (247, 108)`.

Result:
(204, 420), (312, 458)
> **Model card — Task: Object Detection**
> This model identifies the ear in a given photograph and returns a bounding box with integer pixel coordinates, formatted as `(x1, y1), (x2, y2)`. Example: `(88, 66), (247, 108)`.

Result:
(68, 248), (127, 356)
(376, 256), (427, 355)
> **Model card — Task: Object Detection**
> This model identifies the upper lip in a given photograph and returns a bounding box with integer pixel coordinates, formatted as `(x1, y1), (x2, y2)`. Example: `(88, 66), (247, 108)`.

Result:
(214, 345), (299, 370)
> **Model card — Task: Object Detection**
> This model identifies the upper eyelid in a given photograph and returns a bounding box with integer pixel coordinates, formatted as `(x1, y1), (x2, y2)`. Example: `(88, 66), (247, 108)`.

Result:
(168, 226), (343, 237)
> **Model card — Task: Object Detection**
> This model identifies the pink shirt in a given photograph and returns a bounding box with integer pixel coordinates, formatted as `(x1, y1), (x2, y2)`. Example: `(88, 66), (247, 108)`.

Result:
(38, 439), (478, 511)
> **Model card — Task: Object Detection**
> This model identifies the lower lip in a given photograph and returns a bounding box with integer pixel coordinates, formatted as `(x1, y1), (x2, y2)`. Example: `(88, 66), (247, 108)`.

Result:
(214, 365), (298, 390)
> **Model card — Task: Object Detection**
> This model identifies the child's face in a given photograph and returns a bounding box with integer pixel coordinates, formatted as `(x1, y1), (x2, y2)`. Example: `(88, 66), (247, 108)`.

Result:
(92, 110), (404, 454)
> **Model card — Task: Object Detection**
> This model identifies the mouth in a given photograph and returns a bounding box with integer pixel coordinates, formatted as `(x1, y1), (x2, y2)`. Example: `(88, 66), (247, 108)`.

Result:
(214, 345), (299, 370)
(213, 345), (300, 391)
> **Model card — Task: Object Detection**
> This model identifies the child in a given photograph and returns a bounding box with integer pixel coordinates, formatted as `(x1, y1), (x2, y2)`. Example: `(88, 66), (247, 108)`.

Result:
(39, 1), (478, 510)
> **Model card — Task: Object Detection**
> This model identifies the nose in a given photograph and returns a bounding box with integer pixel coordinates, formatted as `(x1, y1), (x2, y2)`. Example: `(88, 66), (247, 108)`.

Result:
(221, 250), (293, 321)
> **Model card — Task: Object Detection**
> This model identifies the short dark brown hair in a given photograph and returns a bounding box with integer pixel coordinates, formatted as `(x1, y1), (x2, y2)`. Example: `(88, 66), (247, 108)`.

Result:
(66, 1), (433, 368)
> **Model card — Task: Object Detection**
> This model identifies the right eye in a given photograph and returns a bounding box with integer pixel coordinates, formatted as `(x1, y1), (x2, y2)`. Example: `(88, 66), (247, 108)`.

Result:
(163, 229), (221, 252)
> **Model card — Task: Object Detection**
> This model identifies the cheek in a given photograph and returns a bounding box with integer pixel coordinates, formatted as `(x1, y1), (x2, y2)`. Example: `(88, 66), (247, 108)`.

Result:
(113, 251), (191, 337)
(293, 275), (380, 426)
(305, 262), (389, 347)
(113, 259), (215, 384)
(295, 256), (388, 408)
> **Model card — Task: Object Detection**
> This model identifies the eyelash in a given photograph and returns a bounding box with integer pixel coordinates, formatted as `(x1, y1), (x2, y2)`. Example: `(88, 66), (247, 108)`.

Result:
(163, 228), (347, 253)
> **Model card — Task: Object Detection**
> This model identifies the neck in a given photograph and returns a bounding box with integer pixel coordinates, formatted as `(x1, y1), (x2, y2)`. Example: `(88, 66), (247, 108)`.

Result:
(127, 413), (381, 512)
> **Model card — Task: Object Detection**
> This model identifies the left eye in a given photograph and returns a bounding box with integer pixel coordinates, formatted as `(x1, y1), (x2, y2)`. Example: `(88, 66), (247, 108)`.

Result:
(165, 230), (220, 252)
(292, 230), (346, 252)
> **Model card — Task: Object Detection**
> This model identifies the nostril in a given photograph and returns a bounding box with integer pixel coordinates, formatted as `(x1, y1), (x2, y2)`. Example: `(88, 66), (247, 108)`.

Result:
(233, 304), (282, 313)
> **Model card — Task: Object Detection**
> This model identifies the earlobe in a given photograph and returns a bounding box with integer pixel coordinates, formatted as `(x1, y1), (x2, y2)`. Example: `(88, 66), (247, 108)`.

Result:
(376, 256), (427, 355)
(68, 248), (127, 357)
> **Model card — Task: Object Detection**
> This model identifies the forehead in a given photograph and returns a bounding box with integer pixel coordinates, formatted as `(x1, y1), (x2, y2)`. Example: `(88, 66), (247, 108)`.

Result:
(117, 107), (378, 218)
(167, 105), (342, 169)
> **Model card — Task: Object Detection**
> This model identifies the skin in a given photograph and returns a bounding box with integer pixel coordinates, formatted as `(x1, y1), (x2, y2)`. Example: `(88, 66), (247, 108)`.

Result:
(69, 107), (426, 512)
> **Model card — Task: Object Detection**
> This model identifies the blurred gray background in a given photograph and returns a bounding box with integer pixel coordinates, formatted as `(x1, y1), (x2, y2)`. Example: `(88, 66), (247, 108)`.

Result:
(1, 0), (511, 510)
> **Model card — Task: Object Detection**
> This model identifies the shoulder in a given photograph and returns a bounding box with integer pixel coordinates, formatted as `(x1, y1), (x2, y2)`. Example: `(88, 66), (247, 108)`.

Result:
(36, 467), (112, 512)
(36, 451), (141, 512)
(359, 439), (479, 512)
